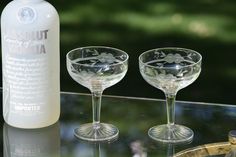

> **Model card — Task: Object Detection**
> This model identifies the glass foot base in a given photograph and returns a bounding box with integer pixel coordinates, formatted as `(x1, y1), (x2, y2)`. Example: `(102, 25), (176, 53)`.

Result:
(74, 123), (119, 142)
(148, 124), (193, 143)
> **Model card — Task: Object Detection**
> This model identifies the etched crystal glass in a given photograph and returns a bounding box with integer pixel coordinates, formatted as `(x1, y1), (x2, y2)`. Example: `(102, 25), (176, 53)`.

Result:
(67, 46), (128, 141)
(139, 47), (202, 143)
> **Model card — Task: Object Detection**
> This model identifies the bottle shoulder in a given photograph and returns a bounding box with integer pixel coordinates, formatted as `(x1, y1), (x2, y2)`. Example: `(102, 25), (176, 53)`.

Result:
(1, 1), (16, 17)
(41, 1), (59, 16)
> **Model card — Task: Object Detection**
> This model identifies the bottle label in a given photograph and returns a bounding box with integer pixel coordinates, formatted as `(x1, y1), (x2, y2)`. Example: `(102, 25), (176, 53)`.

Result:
(3, 29), (51, 115)
(4, 30), (49, 54)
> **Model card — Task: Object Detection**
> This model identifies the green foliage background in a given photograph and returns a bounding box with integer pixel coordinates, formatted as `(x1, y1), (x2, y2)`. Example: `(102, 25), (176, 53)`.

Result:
(1, 0), (236, 104)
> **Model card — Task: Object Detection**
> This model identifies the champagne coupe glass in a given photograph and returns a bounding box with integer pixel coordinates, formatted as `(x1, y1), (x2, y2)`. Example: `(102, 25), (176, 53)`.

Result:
(139, 47), (202, 143)
(67, 46), (129, 141)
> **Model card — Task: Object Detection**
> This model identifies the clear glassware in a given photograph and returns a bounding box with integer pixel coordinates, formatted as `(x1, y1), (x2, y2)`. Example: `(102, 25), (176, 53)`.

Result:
(139, 47), (202, 143)
(66, 46), (129, 141)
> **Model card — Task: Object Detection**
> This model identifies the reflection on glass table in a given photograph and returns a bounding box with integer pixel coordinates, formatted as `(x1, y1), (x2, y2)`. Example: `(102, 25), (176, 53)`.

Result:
(3, 123), (60, 157)
(1, 91), (236, 157)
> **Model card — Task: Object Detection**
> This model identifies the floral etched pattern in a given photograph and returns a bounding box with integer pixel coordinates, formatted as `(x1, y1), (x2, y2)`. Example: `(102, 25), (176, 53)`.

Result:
(97, 53), (116, 64)
(67, 47), (128, 92)
(154, 50), (195, 66)
(140, 48), (201, 94)
(164, 53), (184, 64)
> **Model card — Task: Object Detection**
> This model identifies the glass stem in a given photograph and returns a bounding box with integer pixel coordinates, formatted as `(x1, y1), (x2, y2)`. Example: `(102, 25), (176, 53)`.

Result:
(165, 93), (176, 126)
(93, 144), (100, 157)
(167, 144), (175, 157)
(92, 91), (102, 128)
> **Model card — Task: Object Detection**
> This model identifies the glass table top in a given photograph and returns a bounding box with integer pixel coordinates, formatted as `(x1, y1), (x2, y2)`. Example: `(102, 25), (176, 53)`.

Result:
(1, 91), (236, 157)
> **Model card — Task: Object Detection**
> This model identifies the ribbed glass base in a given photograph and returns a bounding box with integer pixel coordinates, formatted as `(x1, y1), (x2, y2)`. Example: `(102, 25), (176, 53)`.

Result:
(148, 124), (193, 143)
(74, 123), (119, 142)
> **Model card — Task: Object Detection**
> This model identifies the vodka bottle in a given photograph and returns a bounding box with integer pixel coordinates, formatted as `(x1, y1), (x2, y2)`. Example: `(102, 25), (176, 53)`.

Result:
(1, 0), (60, 128)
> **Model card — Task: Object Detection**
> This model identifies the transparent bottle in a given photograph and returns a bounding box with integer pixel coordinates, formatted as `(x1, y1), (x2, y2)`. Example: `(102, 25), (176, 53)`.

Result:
(1, 0), (60, 128)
